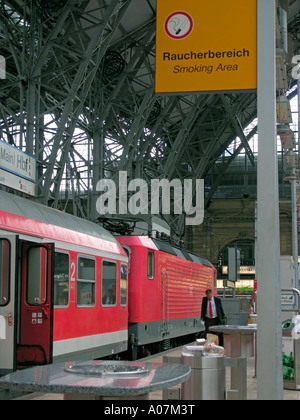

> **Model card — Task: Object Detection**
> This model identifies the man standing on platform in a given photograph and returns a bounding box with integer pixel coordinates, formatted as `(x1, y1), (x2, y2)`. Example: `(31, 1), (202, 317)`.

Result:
(201, 289), (226, 346)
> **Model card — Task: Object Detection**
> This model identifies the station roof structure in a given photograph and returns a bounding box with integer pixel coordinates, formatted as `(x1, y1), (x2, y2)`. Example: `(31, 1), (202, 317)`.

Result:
(0, 0), (299, 239)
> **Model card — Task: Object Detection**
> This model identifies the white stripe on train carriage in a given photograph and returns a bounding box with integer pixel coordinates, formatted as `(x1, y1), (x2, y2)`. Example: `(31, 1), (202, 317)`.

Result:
(53, 329), (128, 357)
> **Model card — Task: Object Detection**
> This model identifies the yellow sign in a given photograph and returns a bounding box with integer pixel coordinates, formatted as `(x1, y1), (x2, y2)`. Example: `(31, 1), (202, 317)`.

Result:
(155, 0), (257, 94)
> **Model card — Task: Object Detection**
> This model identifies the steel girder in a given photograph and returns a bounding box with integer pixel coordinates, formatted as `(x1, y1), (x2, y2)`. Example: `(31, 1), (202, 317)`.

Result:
(0, 0), (298, 240)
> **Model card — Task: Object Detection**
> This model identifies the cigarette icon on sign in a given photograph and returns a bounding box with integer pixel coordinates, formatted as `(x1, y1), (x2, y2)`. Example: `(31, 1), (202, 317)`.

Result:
(164, 11), (194, 40)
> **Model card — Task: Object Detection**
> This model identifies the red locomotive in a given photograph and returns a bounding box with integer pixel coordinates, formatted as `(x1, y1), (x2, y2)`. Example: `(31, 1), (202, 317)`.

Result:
(0, 190), (216, 375)
(118, 235), (217, 359)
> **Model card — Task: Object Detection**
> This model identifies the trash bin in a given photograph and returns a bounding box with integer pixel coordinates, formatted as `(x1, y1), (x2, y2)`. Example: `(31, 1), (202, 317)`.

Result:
(181, 345), (226, 400)
(282, 317), (300, 390)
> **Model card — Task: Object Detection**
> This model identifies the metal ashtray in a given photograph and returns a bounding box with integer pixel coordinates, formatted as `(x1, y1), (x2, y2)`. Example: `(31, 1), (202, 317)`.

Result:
(64, 364), (149, 377)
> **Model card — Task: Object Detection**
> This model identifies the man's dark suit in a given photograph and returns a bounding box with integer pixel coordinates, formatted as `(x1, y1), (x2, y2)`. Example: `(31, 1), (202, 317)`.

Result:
(201, 296), (225, 346)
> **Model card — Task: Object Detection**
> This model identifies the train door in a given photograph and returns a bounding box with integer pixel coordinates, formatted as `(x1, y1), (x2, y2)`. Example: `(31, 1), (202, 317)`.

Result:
(17, 241), (54, 367)
(0, 235), (17, 375)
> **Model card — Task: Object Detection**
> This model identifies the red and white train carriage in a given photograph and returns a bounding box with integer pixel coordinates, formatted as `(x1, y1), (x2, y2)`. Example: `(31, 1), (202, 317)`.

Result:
(0, 190), (217, 374)
(0, 190), (128, 375)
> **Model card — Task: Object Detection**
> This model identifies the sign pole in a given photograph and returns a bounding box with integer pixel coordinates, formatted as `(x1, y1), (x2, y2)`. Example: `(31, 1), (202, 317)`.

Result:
(256, 0), (284, 399)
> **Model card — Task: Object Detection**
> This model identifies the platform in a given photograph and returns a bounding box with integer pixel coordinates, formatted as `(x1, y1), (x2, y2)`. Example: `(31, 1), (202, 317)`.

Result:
(4, 345), (300, 400)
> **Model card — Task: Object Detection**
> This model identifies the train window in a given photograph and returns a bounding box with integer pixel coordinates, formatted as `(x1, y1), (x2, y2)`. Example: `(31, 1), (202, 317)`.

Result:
(102, 261), (116, 306)
(0, 239), (10, 306)
(77, 256), (95, 306)
(120, 264), (127, 306)
(54, 252), (69, 306)
(147, 250), (154, 279)
(27, 246), (47, 305)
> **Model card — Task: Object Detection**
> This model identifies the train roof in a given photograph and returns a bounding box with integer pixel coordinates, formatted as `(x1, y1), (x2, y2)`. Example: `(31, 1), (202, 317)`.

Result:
(118, 235), (214, 268)
(0, 190), (117, 244)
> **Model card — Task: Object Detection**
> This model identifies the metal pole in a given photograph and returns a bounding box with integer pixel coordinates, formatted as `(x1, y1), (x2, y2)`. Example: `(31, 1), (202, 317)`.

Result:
(298, 77), (300, 290)
(280, 0), (298, 290)
(291, 170), (298, 289)
(256, 0), (284, 399)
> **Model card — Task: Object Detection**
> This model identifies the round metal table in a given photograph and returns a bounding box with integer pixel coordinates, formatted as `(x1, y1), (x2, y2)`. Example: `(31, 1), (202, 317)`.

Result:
(209, 324), (257, 400)
(209, 324), (257, 357)
(0, 359), (191, 400)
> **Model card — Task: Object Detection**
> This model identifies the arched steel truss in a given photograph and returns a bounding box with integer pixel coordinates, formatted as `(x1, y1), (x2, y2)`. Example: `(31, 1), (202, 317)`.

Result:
(0, 0), (299, 239)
